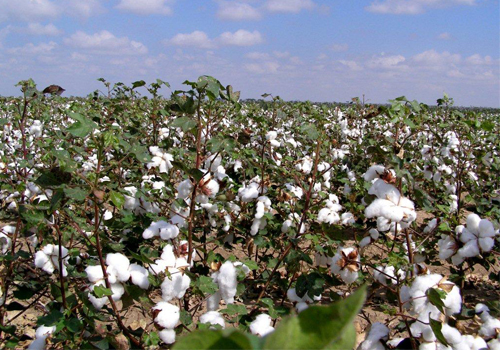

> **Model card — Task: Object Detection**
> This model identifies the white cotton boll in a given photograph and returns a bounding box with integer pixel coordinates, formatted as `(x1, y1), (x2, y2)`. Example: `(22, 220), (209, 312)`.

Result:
(466, 214), (481, 234)
(369, 179), (401, 203)
(88, 292), (108, 310)
(488, 338), (500, 350)
(177, 179), (193, 199)
(451, 253), (465, 266)
(478, 219), (496, 237)
(400, 286), (411, 309)
(158, 329), (176, 344)
(424, 219), (438, 234)
(239, 183), (260, 202)
(281, 219), (293, 233)
(475, 303), (490, 316)
(250, 314), (274, 337)
(233, 262), (250, 276)
(381, 204), (405, 223)
(340, 268), (359, 284)
(106, 253), (130, 282)
(160, 245), (177, 267)
(199, 311), (226, 329)
(296, 302), (309, 313)
(110, 282), (125, 301)
(160, 223), (179, 241)
(217, 261), (237, 304)
(480, 316), (500, 338)
(28, 325), (55, 350)
(0, 226), (14, 254)
(287, 288), (302, 303)
(251, 217), (262, 236)
(233, 160), (243, 172)
(369, 228), (380, 240)
(461, 335), (487, 350)
(204, 179), (220, 198)
(207, 291), (222, 311)
(365, 199), (392, 219)
(86, 265), (104, 283)
(438, 236), (458, 260)
(161, 269), (191, 301)
(129, 264), (150, 289)
(441, 324), (462, 345)
(34, 251), (52, 273)
(479, 237), (495, 252)
(357, 322), (388, 350)
(103, 210), (113, 221)
(459, 228), (475, 244)
(457, 240), (480, 258)
(317, 207), (340, 224)
(153, 301), (180, 329)
(204, 154), (222, 172)
(359, 236), (371, 248)
(341, 212), (355, 225)
(363, 165), (385, 182)
(449, 195), (458, 212)
(266, 131), (277, 141)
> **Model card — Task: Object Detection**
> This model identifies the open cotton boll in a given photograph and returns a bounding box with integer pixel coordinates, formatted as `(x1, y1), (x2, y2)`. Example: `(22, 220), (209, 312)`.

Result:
(143, 220), (178, 240)
(176, 179), (193, 199)
(438, 235), (458, 260)
(34, 244), (69, 277)
(207, 290), (222, 311)
(147, 146), (173, 173)
(238, 182), (260, 202)
(129, 264), (150, 289)
(341, 212), (355, 225)
(159, 329), (176, 345)
(461, 335), (488, 350)
(363, 164), (386, 182)
(488, 338), (500, 350)
(204, 154), (222, 172)
(330, 247), (359, 284)
(295, 156), (313, 174)
(28, 325), (56, 350)
(153, 301), (180, 329)
(217, 261), (237, 304)
(106, 253), (130, 282)
(0, 225), (15, 254)
(479, 314), (500, 338)
(368, 179), (401, 203)
(161, 268), (191, 301)
(357, 322), (389, 350)
(85, 265), (104, 283)
(466, 214), (481, 234)
(250, 314), (274, 337)
(199, 311), (226, 329)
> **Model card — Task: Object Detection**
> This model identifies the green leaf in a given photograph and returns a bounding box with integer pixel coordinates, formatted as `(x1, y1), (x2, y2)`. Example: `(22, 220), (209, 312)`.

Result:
(64, 187), (87, 201)
(170, 116), (197, 132)
(13, 286), (35, 300)
(429, 318), (449, 347)
(93, 285), (113, 298)
(295, 272), (325, 299)
(19, 205), (45, 224)
(144, 332), (161, 347)
(222, 304), (248, 316)
(242, 260), (258, 271)
(67, 113), (97, 138)
(37, 309), (64, 326)
(263, 285), (366, 349)
(109, 191), (125, 210)
(174, 329), (260, 350)
(208, 136), (236, 153)
(426, 288), (446, 314)
(300, 124), (319, 140)
(132, 80), (146, 89)
(197, 275), (218, 295)
(66, 318), (83, 333)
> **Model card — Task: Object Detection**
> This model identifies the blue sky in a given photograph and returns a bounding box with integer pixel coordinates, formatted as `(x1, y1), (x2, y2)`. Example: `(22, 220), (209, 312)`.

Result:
(0, 0), (498, 107)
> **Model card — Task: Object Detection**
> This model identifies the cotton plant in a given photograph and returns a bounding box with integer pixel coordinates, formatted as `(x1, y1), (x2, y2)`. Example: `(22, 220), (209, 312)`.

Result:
(199, 311), (226, 329)
(123, 186), (160, 215)
(0, 225), (14, 254)
(142, 220), (180, 240)
(250, 195), (273, 236)
(475, 304), (500, 340)
(438, 213), (499, 266)
(34, 244), (69, 277)
(330, 247), (360, 284)
(317, 194), (343, 225)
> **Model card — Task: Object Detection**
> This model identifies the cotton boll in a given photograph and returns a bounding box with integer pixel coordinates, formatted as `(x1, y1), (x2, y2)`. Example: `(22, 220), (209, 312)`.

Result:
(177, 179), (193, 199)
(363, 165), (386, 182)
(341, 212), (355, 225)
(368, 179), (401, 203)
(159, 223), (179, 240)
(478, 219), (496, 237)
(479, 315), (500, 338)
(161, 269), (191, 301)
(217, 261), (237, 304)
(0, 226), (14, 254)
(296, 302), (309, 313)
(153, 301), (180, 329)
(239, 183), (260, 202)
(85, 265), (104, 283)
(488, 338), (500, 350)
(129, 264), (150, 289)
(158, 329), (176, 344)
(250, 314), (274, 337)
(28, 325), (55, 350)
(106, 253), (130, 282)
(204, 154), (222, 172)
(357, 322), (389, 350)
(359, 236), (372, 248)
(457, 240), (480, 258)
(438, 235), (458, 260)
(199, 311), (226, 329)
(207, 291), (222, 311)
(466, 214), (481, 234)
(441, 324), (462, 345)
(286, 288), (303, 303)
(478, 237), (495, 252)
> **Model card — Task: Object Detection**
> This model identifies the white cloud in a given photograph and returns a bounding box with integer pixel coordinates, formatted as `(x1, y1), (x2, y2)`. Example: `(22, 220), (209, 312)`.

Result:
(115, 0), (173, 15)
(437, 32), (452, 40)
(337, 60), (363, 71)
(8, 41), (58, 55)
(412, 49), (461, 66)
(0, 0), (60, 22)
(365, 0), (477, 14)
(168, 31), (214, 49)
(216, 1), (262, 21)
(218, 30), (263, 46)
(66, 0), (105, 18)
(265, 0), (315, 13)
(24, 23), (63, 36)
(246, 52), (271, 60)
(245, 61), (280, 74)
(64, 30), (148, 55)
(367, 54), (407, 69)
(465, 54), (493, 66)
(331, 43), (349, 52)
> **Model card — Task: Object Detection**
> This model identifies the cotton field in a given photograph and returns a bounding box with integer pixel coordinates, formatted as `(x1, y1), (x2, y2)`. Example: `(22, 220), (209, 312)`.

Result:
(0, 77), (499, 349)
